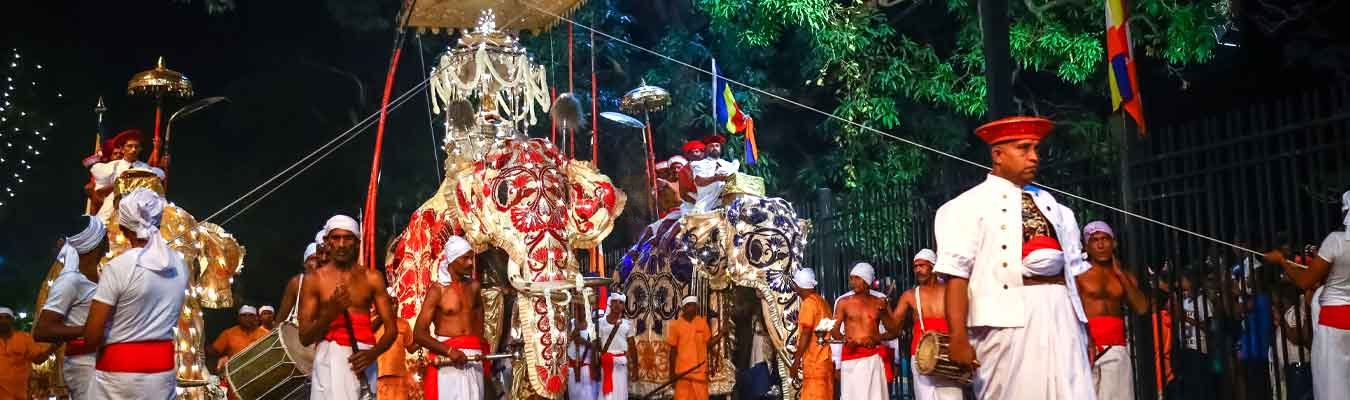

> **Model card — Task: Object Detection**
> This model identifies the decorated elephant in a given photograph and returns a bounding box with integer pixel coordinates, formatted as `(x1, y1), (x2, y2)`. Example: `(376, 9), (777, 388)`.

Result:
(385, 137), (625, 399)
(618, 192), (809, 398)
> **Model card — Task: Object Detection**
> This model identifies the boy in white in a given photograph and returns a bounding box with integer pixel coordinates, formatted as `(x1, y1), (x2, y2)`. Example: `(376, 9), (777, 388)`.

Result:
(597, 293), (637, 400)
(34, 215), (107, 400)
(83, 189), (188, 400)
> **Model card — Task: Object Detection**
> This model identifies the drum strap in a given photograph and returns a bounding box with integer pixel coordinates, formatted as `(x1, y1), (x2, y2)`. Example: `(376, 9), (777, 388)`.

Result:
(916, 286), (925, 331)
(287, 274), (304, 324)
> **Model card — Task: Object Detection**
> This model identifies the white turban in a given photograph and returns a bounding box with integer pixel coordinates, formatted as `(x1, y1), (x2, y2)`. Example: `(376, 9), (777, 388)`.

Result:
(437, 236), (472, 284)
(59, 216), (106, 275)
(680, 295), (698, 307)
(118, 188), (172, 271)
(259, 306), (274, 314)
(850, 262), (876, 285)
(0, 307), (12, 317)
(609, 292), (627, 304)
(303, 242), (318, 260)
(238, 305), (257, 315)
(913, 249), (937, 264)
(322, 215), (361, 238)
(793, 268), (818, 289)
(1342, 190), (1350, 235)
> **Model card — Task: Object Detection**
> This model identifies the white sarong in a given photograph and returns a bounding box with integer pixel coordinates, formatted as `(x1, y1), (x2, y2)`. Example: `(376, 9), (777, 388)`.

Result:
(1091, 345), (1134, 400)
(568, 360), (597, 400)
(910, 355), (964, 400)
(1312, 287), (1350, 400)
(89, 370), (176, 399)
(65, 353), (95, 399)
(311, 340), (375, 400)
(840, 353), (888, 400)
(970, 285), (1096, 400)
(600, 354), (629, 400)
(430, 347), (483, 400)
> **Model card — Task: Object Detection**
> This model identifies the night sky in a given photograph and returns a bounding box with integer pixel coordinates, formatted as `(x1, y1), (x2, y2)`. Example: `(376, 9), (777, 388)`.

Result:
(2, 0), (1347, 334)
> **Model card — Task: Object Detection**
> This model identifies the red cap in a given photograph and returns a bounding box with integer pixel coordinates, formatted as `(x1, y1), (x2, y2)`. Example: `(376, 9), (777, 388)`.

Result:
(701, 134), (727, 145)
(682, 140), (706, 153)
(975, 116), (1054, 145)
(110, 129), (144, 148)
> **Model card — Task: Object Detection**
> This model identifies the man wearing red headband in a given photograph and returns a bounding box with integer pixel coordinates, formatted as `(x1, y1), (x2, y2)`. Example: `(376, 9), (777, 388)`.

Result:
(934, 117), (1095, 399)
(676, 140), (705, 215)
(687, 134), (737, 213)
(88, 130), (165, 223)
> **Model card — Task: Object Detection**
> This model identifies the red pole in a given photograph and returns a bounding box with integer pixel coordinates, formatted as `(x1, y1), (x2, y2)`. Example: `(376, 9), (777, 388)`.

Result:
(590, 29), (598, 163)
(150, 100), (163, 165)
(362, 47), (404, 268)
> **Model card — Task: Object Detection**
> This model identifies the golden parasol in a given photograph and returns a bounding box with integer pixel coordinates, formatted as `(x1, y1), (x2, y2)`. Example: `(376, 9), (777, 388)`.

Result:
(407, 0), (588, 33)
(126, 56), (193, 167)
(620, 81), (670, 218)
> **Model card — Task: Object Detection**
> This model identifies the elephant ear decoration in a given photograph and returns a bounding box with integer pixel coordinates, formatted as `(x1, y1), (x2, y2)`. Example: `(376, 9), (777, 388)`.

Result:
(563, 159), (626, 249)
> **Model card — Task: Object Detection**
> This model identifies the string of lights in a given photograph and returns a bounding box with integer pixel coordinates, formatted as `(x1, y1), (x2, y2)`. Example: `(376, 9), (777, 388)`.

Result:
(0, 48), (63, 208)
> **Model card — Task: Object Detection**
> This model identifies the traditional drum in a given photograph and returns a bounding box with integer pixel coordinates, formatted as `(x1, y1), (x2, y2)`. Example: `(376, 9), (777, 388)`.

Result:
(913, 331), (974, 385)
(225, 322), (312, 400)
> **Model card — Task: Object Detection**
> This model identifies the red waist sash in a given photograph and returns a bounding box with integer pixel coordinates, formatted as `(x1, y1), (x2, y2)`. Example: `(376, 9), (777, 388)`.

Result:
(910, 318), (950, 354)
(1022, 235), (1062, 259)
(1320, 305), (1350, 330)
(1088, 316), (1127, 354)
(601, 352), (624, 395)
(423, 336), (489, 399)
(95, 340), (174, 373)
(65, 337), (97, 357)
(840, 345), (894, 382)
(323, 312), (375, 346)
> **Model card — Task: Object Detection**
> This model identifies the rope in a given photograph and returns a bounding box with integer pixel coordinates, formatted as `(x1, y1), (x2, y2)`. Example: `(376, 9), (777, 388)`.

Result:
(513, 0), (1290, 263)
(416, 33), (442, 182)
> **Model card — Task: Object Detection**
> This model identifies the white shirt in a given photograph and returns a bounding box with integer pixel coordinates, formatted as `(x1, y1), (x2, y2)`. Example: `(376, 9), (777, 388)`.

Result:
(596, 317), (634, 354)
(932, 174), (1089, 327)
(1316, 231), (1350, 306)
(1272, 306), (1310, 365)
(567, 329), (594, 363)
(688, 158), (739, 212)
(42, 271), (98, 326)
(92, 248), (188, 344)
(90, 160), (164, 190)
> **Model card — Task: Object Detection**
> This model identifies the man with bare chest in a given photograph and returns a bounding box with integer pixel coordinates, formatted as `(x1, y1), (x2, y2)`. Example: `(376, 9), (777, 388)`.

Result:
(1074, 221), (1147, 400)
(298, 215), (398, 400)
(831, 262), (900, 400)
(892, 250), (963, 400)
(414, 235), (486, 400)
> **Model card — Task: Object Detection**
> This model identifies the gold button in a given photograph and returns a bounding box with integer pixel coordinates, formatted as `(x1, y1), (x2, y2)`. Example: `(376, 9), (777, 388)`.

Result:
(1000, 225), (1007, 230)
(1002, 262), (1008, 268)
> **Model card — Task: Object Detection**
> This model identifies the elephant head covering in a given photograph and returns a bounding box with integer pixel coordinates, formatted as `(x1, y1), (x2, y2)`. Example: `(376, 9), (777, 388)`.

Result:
(849, 262), (875, 285)
(59, 215), (106, 275)
(793, 268), (818, 289)
(119, 188), (172, 271)
(912, 249), (937, 264)
(437, 235), (472, 284)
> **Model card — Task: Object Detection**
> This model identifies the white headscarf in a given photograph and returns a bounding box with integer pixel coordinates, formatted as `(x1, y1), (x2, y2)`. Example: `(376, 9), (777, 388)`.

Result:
(303, 242), (318, 260)
(1341, 190), (1349, 237)
(0, 307), (12, 317)
(322, 215), (361, 238)
(793, 268), (818, 289)
(680, 295), (698, 307)
(609, 292), (627, 305)
(118, 188), (172, 271)
(849, 262), (876, 285)
(238, 305), (257, 315)
(437, 236), (472, 284)
(59, 216), (106, 275)
(913, 249), (937, 264)
(259, 306), (274, 314)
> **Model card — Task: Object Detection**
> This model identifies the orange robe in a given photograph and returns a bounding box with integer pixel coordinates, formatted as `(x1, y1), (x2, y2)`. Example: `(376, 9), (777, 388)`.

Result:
(211, 325), (269, 359)
(0, 331), (48, 400)
(797, 293), (834, 400)
(376, 319), (414, 400)
(666, 315), (711, 400)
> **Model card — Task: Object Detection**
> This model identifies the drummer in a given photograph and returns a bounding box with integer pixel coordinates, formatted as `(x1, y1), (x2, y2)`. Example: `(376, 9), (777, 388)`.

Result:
(278, 234), (325, 323)
(83, 189), (188, 399)
(891, 249), (963, 400)
(830, 262), (900, 400)
(33, 215), (108, 400)
(259, 306), (276, 330)
(297, 215), (398, 400)
(211, 305), (269, 372)
(1074, 221), (1148, 400)
(414, 235), (487, 400)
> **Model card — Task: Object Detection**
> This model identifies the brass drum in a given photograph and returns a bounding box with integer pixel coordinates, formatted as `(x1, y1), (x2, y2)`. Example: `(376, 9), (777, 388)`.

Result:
(913, 331), (973, 385)
(225, 323), (312, 400)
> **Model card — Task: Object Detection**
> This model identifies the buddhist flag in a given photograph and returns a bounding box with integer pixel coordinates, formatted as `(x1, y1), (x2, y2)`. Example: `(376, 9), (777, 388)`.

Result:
(1107, 0), (1146, 135)
(711, 58), (759, 165)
